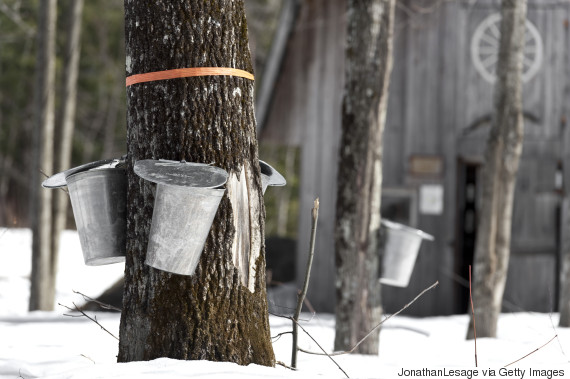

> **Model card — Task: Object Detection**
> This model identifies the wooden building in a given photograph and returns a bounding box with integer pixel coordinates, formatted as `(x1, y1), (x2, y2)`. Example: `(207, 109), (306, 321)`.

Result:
(260, 0), (570, 316)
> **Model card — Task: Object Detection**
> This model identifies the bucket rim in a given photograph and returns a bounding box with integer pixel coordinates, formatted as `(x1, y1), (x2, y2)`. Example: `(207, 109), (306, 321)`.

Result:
(154, 182), (227, 196)
(42, 158), (118, 188)
(381, 219), (435, 241)
(66, 167), (126, 184)
(134, 159), (228, 188)
(259, 160), (286, 187)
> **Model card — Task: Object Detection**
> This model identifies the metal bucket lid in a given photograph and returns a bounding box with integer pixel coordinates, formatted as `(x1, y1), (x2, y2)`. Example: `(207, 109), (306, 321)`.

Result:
(381, 219), (435, 241)
(134, 159), (228, 188)
(259, 160), (286, 187)
(42, 156), (125, 188)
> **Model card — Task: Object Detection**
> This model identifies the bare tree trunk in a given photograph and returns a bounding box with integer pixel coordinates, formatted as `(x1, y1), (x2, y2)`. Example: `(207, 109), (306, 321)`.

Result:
(559, 4), (570, 328)
(118, 0), (275, 365)
(51, 0), (84, 297)
(467, 0), (527, 339)
(334, 0), (395, 355)
(560, 198), (570, 326)
(29, 0), (57, 311)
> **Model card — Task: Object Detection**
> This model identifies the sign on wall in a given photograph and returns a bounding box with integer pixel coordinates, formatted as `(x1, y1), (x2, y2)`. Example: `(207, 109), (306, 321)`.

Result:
(419, 184), (444, 215)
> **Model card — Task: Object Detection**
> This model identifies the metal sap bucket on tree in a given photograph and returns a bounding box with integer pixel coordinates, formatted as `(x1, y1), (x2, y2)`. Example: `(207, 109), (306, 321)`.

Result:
(379, 219), (434, 287)
(42, 157), (127, 265)
(134, 159), (229, 276)
(259, 160), (286, 194)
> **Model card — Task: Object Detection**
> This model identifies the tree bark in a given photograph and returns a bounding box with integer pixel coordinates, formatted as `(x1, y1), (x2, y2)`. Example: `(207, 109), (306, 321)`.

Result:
(51, 0), (84, 299)
(118, 0), (275, 365)
(560, 198), (570, 326)
(334, 0), (395, 354)
(467, 0), (527, 339)
(29, 0), (57, 311)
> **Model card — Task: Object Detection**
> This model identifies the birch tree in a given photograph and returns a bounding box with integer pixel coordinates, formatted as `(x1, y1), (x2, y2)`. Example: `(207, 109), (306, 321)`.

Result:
(51, 0), (84, 299)
(29, 0), (57, 311)
(467, 0), (527, 338)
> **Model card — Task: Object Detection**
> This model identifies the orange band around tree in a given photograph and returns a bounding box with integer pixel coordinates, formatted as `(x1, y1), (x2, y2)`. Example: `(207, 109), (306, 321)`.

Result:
(125, 67), (254, 87)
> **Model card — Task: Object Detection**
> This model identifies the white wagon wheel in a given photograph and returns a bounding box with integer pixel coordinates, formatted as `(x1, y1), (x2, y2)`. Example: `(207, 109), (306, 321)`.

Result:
(470, 12), (543, 84)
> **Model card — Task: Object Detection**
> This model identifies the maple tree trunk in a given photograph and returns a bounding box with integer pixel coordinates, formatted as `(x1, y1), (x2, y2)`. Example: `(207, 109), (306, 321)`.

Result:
(118, 0), (274, 365)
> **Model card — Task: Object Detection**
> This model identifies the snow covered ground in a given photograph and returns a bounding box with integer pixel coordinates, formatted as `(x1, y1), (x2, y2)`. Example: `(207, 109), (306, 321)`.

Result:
(1, 228), (569, 378)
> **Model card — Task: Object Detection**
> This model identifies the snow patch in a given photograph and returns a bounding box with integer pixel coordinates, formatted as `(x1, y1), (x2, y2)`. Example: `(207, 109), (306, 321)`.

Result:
(1, 230), (569, 378)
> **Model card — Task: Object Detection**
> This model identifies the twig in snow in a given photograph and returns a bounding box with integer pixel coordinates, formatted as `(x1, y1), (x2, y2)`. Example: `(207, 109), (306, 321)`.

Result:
(291, 316), (349, 378)
(548, 313), (569, 362)
(276, 361), (296, 371)
(81, 354), (96, 364)
(298, 280), (439, 357)
(59, 302), (119, 341)
(291, 198), (319, 369)
(503, 335), (558, 367)
(74, 290), (122, 312)
(469, 265), (478, 367)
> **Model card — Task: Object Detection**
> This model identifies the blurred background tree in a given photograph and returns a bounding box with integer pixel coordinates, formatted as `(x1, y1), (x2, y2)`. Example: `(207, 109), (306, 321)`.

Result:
(0, 0), (127, 228)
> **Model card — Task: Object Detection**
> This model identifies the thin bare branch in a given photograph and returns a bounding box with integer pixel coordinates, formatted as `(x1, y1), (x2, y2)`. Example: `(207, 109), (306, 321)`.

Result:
(269, 309), (316, 323)
(269, 310), (292, 319)
(80, 354), (95, 364)
(74, 290), (122, 312)
(298, 281), (439, 356)
(59, 302), (119, 341)
(291, 317), (349, 378)
(291, 198), (319, 368)
(549, 313), (569, 361)
(272, 331), (293, 342)
(504, 335), (558, 367)
(38, 169), (68, 194)
(276, 361), (296, 371)
(0, 1), (35, 36)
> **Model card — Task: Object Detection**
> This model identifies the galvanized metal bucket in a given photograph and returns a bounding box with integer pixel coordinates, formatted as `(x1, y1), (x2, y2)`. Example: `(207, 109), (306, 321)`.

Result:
(259, 160), (286, 194)
(145, 185), (225, 275)
(134, 160), (228, 276)
(66, 168), (127, 265)
(379, 219), (434, 287)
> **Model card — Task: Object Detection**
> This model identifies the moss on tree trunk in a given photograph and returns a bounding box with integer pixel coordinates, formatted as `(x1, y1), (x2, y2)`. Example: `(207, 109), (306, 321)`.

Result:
(118, 0), (275, 365)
